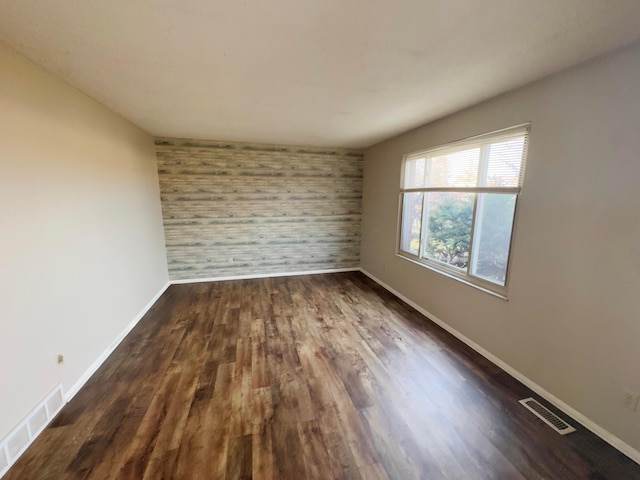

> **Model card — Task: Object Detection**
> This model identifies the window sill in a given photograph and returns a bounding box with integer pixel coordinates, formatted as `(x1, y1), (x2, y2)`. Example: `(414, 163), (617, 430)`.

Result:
(396, 253), (509, 301)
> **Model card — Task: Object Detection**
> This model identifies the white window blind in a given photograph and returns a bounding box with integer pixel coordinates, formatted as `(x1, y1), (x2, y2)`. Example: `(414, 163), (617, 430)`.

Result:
(403, 125), (528, 191)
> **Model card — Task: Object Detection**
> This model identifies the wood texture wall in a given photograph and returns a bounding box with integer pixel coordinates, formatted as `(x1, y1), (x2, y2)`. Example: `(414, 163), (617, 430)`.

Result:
(155, 138), (363, 280)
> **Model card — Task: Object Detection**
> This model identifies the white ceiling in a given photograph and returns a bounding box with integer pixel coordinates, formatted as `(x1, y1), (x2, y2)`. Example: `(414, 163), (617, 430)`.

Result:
(1, 1), (640, 148)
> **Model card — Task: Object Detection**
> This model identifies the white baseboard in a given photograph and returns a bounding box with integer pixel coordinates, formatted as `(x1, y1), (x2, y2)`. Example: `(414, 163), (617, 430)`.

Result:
(358, 267), (640, 466)
(63, 281), (171, 402)
(170, 267), (360, 285)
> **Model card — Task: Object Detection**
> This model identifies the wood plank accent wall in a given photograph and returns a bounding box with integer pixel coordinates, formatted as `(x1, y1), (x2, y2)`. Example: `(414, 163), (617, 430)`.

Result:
(155, 138), (363, 280)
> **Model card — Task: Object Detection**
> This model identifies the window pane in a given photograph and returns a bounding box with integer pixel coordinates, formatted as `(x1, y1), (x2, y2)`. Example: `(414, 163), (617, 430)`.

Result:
(428, 148), (480, 187)
(400, 192), (423, 255)
(483, 137), (526, 187)
(404, 157), (426, 188)
(470, 193), (517, 285)
(423, 192), (474, 269)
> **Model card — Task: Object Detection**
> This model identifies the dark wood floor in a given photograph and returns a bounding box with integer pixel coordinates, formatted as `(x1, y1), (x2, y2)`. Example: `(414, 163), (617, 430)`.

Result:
(6, 272), (640, 479)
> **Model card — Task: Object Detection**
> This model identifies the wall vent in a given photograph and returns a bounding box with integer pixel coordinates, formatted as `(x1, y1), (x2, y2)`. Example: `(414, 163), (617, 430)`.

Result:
(27, 406), (48, 437)
(519, 397), (576, 435)
(45, 389), (64, 420)
(0, 385), (65, 479)
(5, 426), (29, 462)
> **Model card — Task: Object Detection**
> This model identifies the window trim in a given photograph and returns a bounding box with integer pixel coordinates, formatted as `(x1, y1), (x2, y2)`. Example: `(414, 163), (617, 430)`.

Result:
(396, 123), (530, 299)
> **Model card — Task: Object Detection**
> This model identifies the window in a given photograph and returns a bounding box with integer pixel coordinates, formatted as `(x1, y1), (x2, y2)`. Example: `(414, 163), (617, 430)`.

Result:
(398, 124), (529, 297)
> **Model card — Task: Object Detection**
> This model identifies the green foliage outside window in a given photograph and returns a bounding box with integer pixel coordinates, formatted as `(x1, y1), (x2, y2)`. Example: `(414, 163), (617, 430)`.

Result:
(424, 193), (473, 269)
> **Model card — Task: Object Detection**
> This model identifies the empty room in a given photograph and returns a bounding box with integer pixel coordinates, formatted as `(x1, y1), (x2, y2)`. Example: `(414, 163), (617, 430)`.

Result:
(2, 1), (640, 479)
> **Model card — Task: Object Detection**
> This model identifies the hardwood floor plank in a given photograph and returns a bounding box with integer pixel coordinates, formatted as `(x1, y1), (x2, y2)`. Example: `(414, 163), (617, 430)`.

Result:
(359, 462), (390, 480)
(252, 423), (276, 480)
(296, 342), (377, 469)
(359, 406), (422, 480)
(250, 318), (270, 389)
(298, 420), (339, 480)
(271, 422), (305, 479)
(227, 435), (252, 480)
(5, 273), (640, 479)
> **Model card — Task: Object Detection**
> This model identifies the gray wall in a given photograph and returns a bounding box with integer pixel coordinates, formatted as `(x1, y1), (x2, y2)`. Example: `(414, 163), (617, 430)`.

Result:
(156, 138), (362, 280)
(0, 42), (169, 442)
(361, 41), (640, 453)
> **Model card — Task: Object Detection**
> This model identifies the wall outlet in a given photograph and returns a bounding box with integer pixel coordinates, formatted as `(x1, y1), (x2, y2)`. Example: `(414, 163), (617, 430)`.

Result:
(623, 390), (638, 412)
(56, 354), (64, 365)
(228, 257), (234, 265)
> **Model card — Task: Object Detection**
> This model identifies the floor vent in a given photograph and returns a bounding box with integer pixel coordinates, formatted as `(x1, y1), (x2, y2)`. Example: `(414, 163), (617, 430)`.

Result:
(519, 397), (576, 435)
(0, 385), (65, 479)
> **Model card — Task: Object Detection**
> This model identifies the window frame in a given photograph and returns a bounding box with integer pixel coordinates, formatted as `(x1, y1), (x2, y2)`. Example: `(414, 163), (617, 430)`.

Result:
(396, 123), (530, 299)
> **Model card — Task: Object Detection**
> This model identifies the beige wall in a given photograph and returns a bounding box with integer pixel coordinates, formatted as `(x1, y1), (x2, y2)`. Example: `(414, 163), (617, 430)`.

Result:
(362, 41), (640, 452)
(156, 138), (362, 280)
(0, 43), (169, 440)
